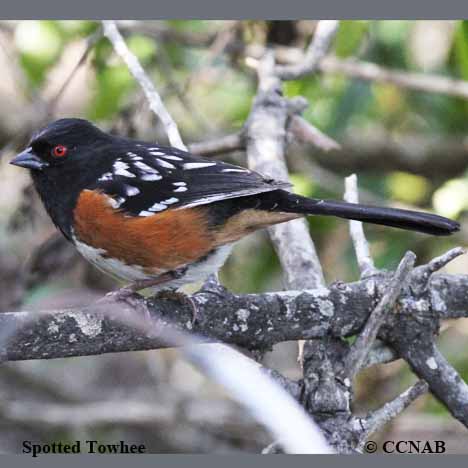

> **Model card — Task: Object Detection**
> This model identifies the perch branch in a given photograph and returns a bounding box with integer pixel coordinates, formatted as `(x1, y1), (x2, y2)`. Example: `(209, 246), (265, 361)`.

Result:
(0, 268), (462, 362)
(2, 247), (468, 432)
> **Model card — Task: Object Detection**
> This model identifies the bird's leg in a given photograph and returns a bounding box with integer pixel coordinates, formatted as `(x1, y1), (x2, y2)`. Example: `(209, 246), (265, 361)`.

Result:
(101, 271), (180, 303)
(101, 268), (199, 324)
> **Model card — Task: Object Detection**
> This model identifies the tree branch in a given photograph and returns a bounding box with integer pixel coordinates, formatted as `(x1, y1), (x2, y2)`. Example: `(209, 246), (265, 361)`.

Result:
(298, 133), (468, 179)
(344, 174), (376, 278)
(102, 20), (186, 150)
(357, 380), (428, 448)
(390, 325), (468, 428)
(343, 251), (416, 380)
(275, 21), (340, 80)
(246, 53), (324, 291)
(0, 268), (466, 361)
(320, 56), (468, 100)
(188, 131), (245, 157)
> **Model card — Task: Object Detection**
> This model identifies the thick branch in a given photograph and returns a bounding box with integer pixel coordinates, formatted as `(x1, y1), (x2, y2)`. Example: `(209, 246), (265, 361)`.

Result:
(391, 329), (468, 428)
(246, 53), (324, 291)
(1, 271), (467, 362)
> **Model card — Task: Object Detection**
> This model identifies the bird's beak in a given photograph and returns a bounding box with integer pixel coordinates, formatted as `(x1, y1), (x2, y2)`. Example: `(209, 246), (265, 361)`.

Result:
(10, 148), (48, 170)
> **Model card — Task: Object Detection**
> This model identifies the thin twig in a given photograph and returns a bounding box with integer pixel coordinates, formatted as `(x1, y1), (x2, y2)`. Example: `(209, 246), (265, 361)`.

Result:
(344, 174), (377, 278)
(102, 20), (186, 150)
(47, 31), (101, 116)
(416, 247), (466, 283)
(320, 56), (468, 100)
(289, 115), (341, 151)
(189, 131), (245, 157)
(252, 39), (468, 100)
(183, 21), (238, 95)
(156, 43), (214, 133)
(275, 21), (340, 80)
(357, 380), (428, 449)
(343, 251), (416, 380)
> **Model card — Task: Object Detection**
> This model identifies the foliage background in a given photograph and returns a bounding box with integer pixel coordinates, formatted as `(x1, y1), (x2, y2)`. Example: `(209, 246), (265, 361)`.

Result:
(0, 20), (467, 452)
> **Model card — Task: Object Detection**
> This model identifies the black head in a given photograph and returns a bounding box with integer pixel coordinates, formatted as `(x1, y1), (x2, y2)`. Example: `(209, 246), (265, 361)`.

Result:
(10, 118), (115, 240)
(10, 118), (111, 172)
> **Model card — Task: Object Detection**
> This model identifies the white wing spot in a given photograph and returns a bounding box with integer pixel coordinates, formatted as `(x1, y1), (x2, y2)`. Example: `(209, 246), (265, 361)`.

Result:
(127, 152), (143, 161)
(161, 197), (179, 205)
(159, 154), (182, 161)
(138, 211), (154, 217)
(149, 150), (166, 156)
(148, 202), (167, 212)
(156, 158), (176, 169)
(124, 185), (140, 196)
(141, 173), (162, 181)
(174, 186), (188, 192)
(134, 161), (159, 174)
(222, 168), (249, 173)
(183, 162), (216, 170)
(113, 161), (136, 178)
(172, 182), (187, 186)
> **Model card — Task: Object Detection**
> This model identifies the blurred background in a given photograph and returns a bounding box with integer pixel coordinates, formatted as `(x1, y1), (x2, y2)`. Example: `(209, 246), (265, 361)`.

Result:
(0, 20), (468, 453)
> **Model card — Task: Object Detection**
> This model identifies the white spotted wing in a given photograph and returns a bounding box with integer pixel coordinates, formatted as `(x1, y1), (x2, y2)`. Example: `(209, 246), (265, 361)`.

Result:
(93, 143), (290, 217)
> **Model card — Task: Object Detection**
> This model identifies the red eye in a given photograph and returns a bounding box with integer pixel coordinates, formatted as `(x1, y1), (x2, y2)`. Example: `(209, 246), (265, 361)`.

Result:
(52, 145), (68, 158)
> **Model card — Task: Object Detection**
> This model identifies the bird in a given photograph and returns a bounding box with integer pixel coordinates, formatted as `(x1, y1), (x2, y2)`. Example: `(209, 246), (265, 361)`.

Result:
(10, 118), (460, 301)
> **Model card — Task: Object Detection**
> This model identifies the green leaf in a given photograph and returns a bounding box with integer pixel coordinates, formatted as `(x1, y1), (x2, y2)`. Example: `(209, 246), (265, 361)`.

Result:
(87, 65), (134, 120)
(127, 35), (157, 65)
(334, 20), (369, 57)
(386, 171), (431, 204)
(454, 20), (468, 80)
(15, 21), (63, 86)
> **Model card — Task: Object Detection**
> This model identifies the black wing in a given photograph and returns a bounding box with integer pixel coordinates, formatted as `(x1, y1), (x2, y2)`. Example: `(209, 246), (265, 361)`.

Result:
(93, 143), (290, 216)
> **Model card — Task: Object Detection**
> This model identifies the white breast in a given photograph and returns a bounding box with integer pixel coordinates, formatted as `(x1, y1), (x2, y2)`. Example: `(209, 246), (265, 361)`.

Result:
(73, 236), (150, 282)
(73, 235), (233, 290)
(163, 244), (233, 290)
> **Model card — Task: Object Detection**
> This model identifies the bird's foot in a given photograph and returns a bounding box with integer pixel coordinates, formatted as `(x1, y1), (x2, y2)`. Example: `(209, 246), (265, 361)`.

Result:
(155, 289), (199, 327)
(99, 286), (152, 323)
(98, 269), (188, 325)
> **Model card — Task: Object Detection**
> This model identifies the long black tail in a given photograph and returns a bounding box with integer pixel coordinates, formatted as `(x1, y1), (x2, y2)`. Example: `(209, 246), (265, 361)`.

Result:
(269, 191), (460, 236)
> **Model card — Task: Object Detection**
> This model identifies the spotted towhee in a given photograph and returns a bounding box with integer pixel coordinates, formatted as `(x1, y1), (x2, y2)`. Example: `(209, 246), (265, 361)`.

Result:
(10, 118), (460, 294)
